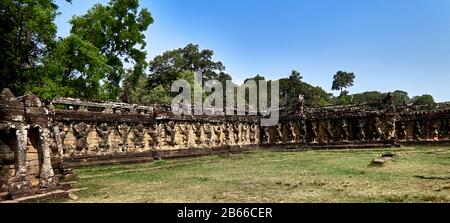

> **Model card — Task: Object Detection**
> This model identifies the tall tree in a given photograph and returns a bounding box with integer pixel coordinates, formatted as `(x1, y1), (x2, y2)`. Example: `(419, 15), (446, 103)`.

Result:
(332, 71), (355, 96)
(70, 0), (153, 100)
(28, 34), (110, 99)
(0, 0), (64, 95)
(148, 43), (225, 90)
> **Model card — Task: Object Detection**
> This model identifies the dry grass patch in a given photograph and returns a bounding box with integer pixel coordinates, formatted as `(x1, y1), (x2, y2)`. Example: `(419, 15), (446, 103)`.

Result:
(56, 146), (450, 203)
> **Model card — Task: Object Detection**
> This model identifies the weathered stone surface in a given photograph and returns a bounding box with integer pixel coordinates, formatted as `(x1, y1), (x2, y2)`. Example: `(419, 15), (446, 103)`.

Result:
(1, 88), (450, 199)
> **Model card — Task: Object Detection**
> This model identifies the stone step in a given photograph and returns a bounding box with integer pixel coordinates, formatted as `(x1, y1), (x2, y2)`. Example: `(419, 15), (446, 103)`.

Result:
(64, 156), (155, 168)
(0, 192), (9, 201)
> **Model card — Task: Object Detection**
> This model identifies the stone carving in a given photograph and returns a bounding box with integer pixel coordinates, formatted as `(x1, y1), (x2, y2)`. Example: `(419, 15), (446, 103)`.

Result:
(192, 122), (202, 146)
(373, 117), (383, 141)
(398, 122), (407, 140)
(224, 123), (232, 144)
(149, 123), (159, 148)
(52, 122), (65, 160)
(299, 119), (307, 143)
(133, 123), (146, 149)
(73, 122), (90, 152)
(386, 118), (396, 140)
(288, 121), (297, 143)
(164, 121), (176, 146)
(233, 123), (239, 145)
(250, 124), (258, 144)
(38, 127), (58, 188)
(96, 123), (111, 152)
(340, 119), (349, 142)
(212, 124), (222, 146)
(276, 123), (283, 143)
(414, 121), (423, 140)
(178, 122), (189, 146)
(298, 95), (305, 115)
(310, 121), (318, 143)
(431, 122), (439, 141)
(117, 123), (131, 152)
(357, 118), (366, 141)
(203, 123), (212, 146)
(263, 126), (271, 144)
(325, 120), (334, 143)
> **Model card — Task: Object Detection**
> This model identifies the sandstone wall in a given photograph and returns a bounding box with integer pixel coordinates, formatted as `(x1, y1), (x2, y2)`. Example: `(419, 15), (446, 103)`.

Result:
(1, 88), (449, 199)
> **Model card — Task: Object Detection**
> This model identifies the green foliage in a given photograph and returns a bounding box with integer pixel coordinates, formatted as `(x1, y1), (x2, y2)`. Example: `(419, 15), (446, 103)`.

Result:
(0, 0), (62, 95)
(148, 43), (225, 91)
(28, 34), (110, 99)
(332, 71), (355, 96)
(70, 0), (153, 100)
(392, 90), (411, 106)
(412, 94), (435, 106)
(333, 90), (412, 106)
(145, 85), (172, 104)
(279, 70), (332, 107)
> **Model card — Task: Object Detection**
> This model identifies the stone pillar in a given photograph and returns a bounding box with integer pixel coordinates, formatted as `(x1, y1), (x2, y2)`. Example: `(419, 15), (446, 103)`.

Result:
(38, 127), (57, 188)
(9, 124), (33, 196)
(23, 92), (59, 189)
(52, 125), (64, 161)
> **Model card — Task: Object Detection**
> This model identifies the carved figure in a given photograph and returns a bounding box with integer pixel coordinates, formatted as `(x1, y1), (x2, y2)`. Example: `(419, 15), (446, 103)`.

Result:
(73, 122), (90, 151)
(213, 124), (222, 146)
(373, 117), (382, 141)
(178, 122), (189, 146)
(263, 126), (271, 144)
(203, 123), (212, 146)
(288, 121), (297, 143)
(165, 121), (176, 146)
(357, 118), (366, 141)
(117, 123), (131, 151)
(276, 123), (283, 143)
(149, 123), (159, 148)
(133, 124), (146, 148)
(192, 122), (202, 145)
(398, 122), (407, 140)
(310, 121), (318, 143)
(233, 123), (239, 144)
(340, 119), (349, 141)
(299, 119), (307, 143)
(224, 123), (232, 144)
(96, 123), (111, 151)
(325, 120), (334, 143)
(431, 122), (439, 140)
(250, 124), (258, 144)
(414, 121), (423, 140)
(386, 118), (396, 140)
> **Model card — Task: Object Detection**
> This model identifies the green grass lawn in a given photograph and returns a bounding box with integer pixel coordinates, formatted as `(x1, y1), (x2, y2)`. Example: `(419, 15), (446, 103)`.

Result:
(63, 146), (450, 203)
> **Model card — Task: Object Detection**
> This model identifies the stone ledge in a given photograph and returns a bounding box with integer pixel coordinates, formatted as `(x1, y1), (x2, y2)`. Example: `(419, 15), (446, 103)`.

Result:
(0, 188), (85, 203)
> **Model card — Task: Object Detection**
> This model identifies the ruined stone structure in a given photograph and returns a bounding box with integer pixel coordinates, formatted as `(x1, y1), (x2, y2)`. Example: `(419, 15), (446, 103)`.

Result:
(1, 88), (449, 200)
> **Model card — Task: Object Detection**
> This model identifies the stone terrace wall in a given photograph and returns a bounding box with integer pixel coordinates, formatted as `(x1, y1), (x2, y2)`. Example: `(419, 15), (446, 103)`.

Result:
(1, 88), (449, 199)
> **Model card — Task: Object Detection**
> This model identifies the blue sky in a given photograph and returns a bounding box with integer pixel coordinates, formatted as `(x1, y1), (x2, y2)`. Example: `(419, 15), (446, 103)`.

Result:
(55, 0), (450, 102)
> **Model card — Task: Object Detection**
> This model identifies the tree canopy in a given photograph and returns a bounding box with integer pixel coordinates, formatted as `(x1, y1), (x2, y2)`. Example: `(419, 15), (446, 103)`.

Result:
(412, 94), (436, 106)
(332, 71), (355, 96)
(279, 70), (332, 107)
(0, 0), (61, 95)
(70, 0), (153, 100)
(28, 34), (111, 99)
(148, 43), (226, 90)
